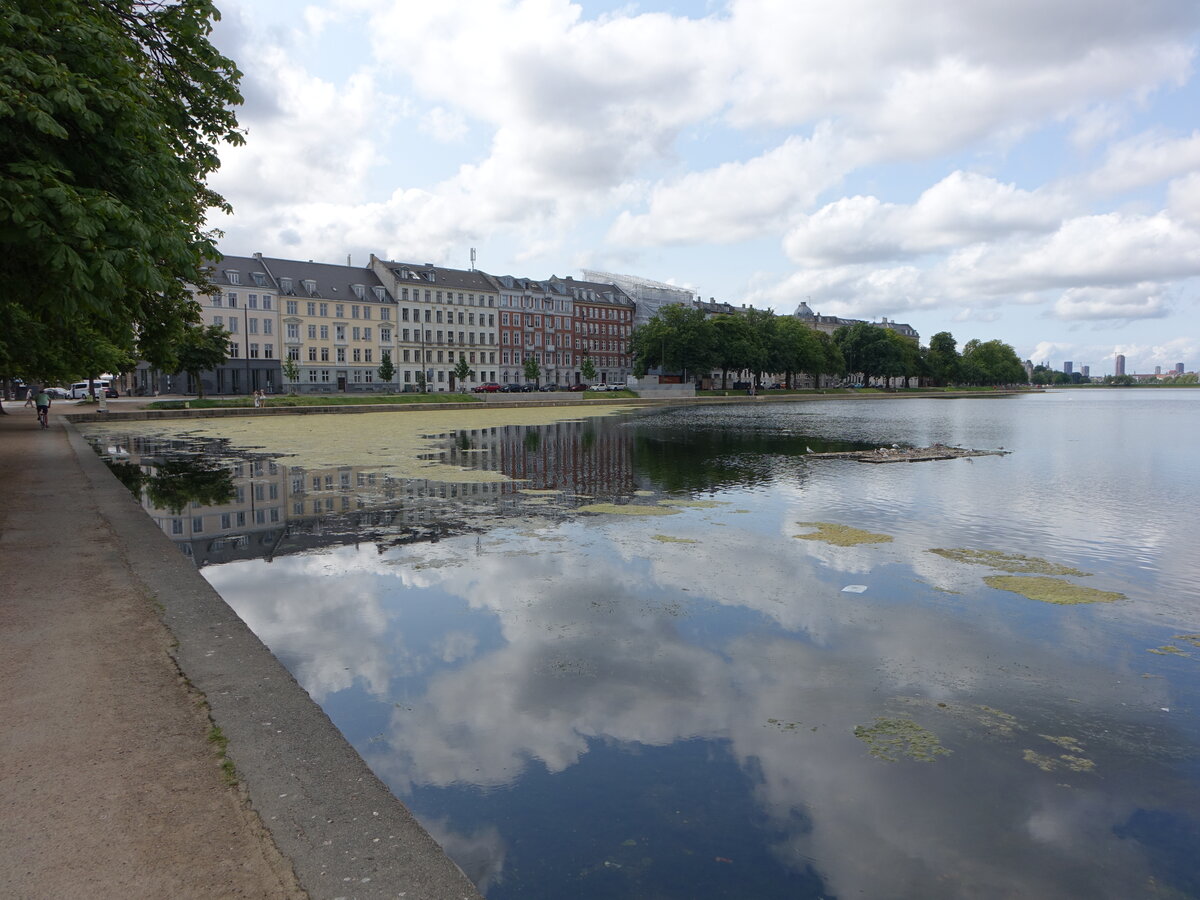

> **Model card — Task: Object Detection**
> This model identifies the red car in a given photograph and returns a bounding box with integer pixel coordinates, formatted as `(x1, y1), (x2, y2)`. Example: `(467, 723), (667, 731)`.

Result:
(567, 383), (588, 391)
(473, 382), (502, 393)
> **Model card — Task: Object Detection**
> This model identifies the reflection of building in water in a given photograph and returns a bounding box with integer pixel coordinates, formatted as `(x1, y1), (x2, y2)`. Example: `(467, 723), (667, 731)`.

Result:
(92, 418), (637, 566)
(439, 419), (635, 497)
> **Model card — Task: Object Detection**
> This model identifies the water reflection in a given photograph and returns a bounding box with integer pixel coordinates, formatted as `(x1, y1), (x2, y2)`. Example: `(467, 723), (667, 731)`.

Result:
(84, 394), (1200, 899)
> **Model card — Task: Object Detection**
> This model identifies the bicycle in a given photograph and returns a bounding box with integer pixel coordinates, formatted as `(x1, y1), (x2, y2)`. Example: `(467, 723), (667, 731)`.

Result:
(37, 406), (48, 429)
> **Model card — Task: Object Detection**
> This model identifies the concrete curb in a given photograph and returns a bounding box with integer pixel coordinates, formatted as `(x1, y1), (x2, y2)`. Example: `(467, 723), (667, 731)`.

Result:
(63, 421), (481, 900)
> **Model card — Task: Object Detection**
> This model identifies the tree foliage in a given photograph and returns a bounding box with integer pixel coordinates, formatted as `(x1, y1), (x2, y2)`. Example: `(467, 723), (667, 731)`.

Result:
(376, 350), (394, 385)
(175, 323), (229, 398)
(523, 354), (541, 384)
(580, 355), (597, 382)
(960, 339), (1026, 385)
(0, 0), (243, 385)
(452, 355), (473, 387)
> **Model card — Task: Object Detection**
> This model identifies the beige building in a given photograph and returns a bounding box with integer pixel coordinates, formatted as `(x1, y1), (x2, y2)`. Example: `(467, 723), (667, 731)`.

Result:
(369, 257), (500, 390)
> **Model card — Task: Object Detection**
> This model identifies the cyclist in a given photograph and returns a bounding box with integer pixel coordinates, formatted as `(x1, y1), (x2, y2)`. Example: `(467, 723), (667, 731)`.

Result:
(35, 388), (51, 429)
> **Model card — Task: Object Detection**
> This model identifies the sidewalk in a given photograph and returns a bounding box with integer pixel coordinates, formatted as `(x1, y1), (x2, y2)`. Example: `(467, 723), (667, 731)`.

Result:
(0, 404), (303, 897)
(0, 403), (480, 899)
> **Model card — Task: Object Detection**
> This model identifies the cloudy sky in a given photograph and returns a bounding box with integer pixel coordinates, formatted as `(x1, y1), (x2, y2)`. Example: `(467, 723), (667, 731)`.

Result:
(207, 0), (1200, 375)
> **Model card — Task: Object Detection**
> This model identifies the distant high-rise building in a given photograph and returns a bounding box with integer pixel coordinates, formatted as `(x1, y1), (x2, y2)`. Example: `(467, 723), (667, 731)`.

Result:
(1177, 363), (1185, 374)
(1155, 366), (1162, 376)
(1064, 361), (1073, 375)
(1081, 365), (1089, 378)
(1115, 354), (1126, 376)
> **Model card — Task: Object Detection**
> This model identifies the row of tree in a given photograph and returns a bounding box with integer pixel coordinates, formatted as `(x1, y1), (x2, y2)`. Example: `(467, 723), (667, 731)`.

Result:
(630, 307), (1028, 387)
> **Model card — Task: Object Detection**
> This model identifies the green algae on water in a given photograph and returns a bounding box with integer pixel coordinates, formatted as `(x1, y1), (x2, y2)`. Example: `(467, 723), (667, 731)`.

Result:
(578, 503), (680, 516)
(853, 717), (951, 762)
(983, 575), (1124, 605)
(652, 535), (699, 543)
(928, 548), (1089, 576)
(1148, 645), (1189, 656)
(795, 522), (893, 547)
(658, 499), (729, 508)
(1173, 634), (1200, 648)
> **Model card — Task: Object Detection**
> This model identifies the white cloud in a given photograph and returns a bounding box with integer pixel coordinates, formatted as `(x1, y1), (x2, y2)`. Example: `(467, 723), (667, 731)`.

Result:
(1083, 130), (1200, 195)
(1053, 283), (1170, 321)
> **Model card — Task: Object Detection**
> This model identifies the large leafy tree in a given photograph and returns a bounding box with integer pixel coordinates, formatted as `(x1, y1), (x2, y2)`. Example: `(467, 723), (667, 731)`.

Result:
(175, 323), (229, 398)
(771, 317), (824, 388)
(711, 314), (757, 389)
(961, 339), (1026, 385)
(927, 331), (960, 385)
(0, 0), (243, 390)
(631, 305), (717, 379)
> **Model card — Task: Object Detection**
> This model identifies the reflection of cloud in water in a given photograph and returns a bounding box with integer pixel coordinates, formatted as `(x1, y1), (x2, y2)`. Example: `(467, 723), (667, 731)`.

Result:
(422, 819), (506, 895)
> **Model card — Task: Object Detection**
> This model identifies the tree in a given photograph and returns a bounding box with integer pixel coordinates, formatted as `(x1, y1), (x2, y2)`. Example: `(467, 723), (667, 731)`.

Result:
(282, 355), (300, 392)
(0, 0), (243, 391)
(961, 339), (1026, 385)
(523, 355), (541, 385)
(771, 317), (823, 388)
(927, 331), (960, 385)
(711, 315), (758, 389)
(376, 350), (394, 388)
(580, 356), (597, 383)
(452, 356), (474, 390)
(630, 305), (717, 380)
(175, 324), (229, 398)
(834, 323), (904, 384)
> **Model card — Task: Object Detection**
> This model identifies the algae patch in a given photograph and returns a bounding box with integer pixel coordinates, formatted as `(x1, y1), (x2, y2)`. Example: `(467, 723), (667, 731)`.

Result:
(929, 548), (1088, 576)
(983, 575), (1124, 605)
(652, 535), (699, 544)
(853, 717), (951, 762)
(794, 522), (893, 547)
(578, 503), (680, 517)
(1148, 645), (1189, 656)
(658, 499), (729, 508)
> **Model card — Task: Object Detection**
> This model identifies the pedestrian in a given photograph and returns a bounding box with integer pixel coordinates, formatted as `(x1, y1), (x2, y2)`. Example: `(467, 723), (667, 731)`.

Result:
(253, 389), (262, 408)
(23, 387), (34, 407)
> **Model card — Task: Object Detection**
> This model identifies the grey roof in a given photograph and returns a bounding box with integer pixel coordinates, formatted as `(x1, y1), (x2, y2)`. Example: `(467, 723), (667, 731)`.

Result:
(253, 255), (393, 303)
(373, 257), (501, 294)
(202, 254), (279, 291)
(546, 275), (634, 307)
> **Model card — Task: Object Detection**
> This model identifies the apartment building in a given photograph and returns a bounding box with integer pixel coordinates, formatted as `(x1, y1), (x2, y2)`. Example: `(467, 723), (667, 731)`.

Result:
(548, 276), (636, 385)
(254, 256), (395, 392)
(369, 256), (500, 390)
(153, 253), (283, 396)
(493, 276), (576, 386)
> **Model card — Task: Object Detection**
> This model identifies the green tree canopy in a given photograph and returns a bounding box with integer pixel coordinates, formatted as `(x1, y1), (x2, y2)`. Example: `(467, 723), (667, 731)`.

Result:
(523, 354), (541, 384)
(452, 355), (474, 388)
(0, 0), (243, 386)
(927, 331), (960, 384)
(175, 323), (229, 399)
(580, 355), (597, 382)
(376, 350), (394, 386)
(631, 305), (717, 379)
(833, 322), (910, 382)
(961, 339), (1026, 385)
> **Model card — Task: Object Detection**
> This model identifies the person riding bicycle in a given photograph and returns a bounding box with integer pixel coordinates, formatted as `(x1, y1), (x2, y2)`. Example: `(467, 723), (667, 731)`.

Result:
(35, 388), (51, 427)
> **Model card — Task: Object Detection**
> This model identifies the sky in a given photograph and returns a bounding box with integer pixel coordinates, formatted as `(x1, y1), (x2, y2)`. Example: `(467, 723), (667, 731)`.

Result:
(205, 0), (1200, 375)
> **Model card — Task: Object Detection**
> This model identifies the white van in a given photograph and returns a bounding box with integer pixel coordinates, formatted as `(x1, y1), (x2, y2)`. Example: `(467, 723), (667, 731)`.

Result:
(70, 380), (112, 399)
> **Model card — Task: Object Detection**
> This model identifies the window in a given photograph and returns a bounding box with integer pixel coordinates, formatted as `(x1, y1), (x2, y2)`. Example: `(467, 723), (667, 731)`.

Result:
(249, 343), (260, 359)
(308, 347), (317, 361)
(288, 346), (300, 361)
(262, 295), (272, 310)
(248, 294), (258, 309)
(287, 323), (299, 339)
(364, 368), (373, 382)
(335, 304), (344, 317)
(212, 293), (222, 307)
(307, 302), (316, 316)
(336, 348), (346, 362)
(281, 277), (293, 294)
(309, 368), (318, 381)
(335, 325), (346, 341)
(320, 369), (330, 383)
(230, 342), (239, 356)
(319, 303), (328, 317)
(172, 518), (183, 534)
(286, 300), (298, 315)
(321, 347), (329, 361)
(213, 315), (224, 327)
(352, 285), (365, 299)
(363, 306), (371, 320)
(252, 272), (267, 287)
(351, 305), (360, 318)
(352, 327), (361, 341)
(381, 307), (390, 320)
(221, 513), (231, 529)
(264, 344), (274, 358)
(227, 292), (238, 306)
(363, 327), (371, 341)
(352, 348), (361, 362)
(365, 349), (372, 362)
(303, 279), (316, 294)
(226, 271), (240, 285)
(248, 318), (258, 334)
(373, 286), (385, 301)
(320, 325), (329, 340)
(381, 328), (391, 342)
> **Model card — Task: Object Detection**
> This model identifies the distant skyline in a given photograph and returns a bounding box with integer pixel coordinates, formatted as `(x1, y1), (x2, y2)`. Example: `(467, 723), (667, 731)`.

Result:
(206, 0), (1200, 375)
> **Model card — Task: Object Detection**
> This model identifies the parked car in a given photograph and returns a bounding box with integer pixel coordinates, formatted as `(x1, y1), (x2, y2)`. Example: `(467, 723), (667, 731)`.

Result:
(539, 383), (562, 392)
(567, 383), (588, 392)
(103, 386), (119, 398)
(473, 382), (502, 393)
(605, 383), (627, 392)
(44, 387), (71, 399)
(767, 382), (785, 390)
(520, 383), (538, 392)
(500, 383), (523, 393)
(589, 383), (609, 392)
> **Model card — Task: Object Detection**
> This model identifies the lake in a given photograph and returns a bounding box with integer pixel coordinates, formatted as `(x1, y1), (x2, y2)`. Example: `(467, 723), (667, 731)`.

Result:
(84, 390), (1200, 899)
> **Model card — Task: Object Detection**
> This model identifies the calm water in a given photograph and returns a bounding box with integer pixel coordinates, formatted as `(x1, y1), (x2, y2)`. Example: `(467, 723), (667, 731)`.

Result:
(87, 391), (1200, 899)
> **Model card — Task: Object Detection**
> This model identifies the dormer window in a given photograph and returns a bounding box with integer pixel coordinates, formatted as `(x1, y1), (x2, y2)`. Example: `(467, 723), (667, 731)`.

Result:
(251, 272), (267, 286)
(303, 279), (317, 295)
(225, 270), (240, 284)
(372, 286), (385, 301)
(280, 277), (293, 294)
(352, 284), (365, 299)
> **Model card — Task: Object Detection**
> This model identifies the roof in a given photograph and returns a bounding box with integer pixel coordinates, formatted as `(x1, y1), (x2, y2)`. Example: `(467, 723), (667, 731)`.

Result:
(253, 256), (393, 302)
(372, 256), (501, 293)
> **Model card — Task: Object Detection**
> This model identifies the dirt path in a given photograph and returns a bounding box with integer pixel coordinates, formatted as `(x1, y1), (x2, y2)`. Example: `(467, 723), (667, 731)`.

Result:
(0, 404), (305, 898)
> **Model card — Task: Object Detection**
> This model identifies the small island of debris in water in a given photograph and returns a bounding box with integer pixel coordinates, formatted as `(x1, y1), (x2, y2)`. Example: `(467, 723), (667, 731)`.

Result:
(807, 443), (1011, 463)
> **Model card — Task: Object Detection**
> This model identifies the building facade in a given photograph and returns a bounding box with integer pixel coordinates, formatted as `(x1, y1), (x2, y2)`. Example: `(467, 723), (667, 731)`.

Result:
(549, 276), (636, 386)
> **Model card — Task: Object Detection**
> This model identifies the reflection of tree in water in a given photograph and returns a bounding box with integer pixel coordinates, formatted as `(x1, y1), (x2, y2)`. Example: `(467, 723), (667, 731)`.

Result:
(629, 424), (878, 493)
(142, 457), (236, 514)
(104, 460), (146, 495)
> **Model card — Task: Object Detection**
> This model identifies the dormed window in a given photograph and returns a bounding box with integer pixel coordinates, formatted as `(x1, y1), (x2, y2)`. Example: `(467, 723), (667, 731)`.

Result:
(352, 284), (365, 299)
(372, 286), (385, 301)
(251, 272), (267, 286)
(225, 270), (240, 284)
(303, 279), (317, 295)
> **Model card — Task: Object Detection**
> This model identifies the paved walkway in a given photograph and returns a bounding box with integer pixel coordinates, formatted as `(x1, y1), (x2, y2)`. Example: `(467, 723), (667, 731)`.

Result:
(0, 402), (479, 899)
(0, 402), (303, 897)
